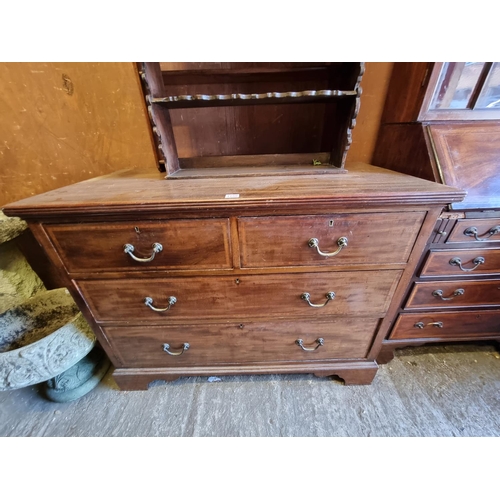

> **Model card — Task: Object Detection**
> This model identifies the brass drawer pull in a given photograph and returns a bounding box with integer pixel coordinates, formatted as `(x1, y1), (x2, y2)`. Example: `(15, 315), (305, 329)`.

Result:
(308, 236), (348, 257)
(414, 321), (444, 329)
(301, 291), (335, 307)
(449, 256), (485, 272)
(123, 242), (163, 262)
(144, 296), (177, 312)
(432, 288), (464, 301)
(296, 338), (324, 351)
(463, 225), (500, 241)
(163, 342), (190, 356)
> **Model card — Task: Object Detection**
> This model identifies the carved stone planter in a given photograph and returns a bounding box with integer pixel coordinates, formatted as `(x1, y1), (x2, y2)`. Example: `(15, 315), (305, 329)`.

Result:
(0, 288), (95, 391)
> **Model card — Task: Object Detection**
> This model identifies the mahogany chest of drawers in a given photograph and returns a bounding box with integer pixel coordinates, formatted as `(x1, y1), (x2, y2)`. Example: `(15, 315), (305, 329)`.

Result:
(4, 163), (464, 390)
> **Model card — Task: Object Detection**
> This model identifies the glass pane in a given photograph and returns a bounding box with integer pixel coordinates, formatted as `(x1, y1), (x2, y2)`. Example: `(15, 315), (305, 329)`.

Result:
(475, 63), (500, 108)
(430, 62), (485, 109)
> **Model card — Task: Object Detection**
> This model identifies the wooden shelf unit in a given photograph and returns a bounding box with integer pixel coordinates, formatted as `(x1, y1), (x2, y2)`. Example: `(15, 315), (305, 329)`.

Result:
(139, 62), (364, 178)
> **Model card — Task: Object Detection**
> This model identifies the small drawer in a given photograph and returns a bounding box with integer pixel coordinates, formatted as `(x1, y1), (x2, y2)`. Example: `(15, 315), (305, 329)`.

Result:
(103, 318), (380, 367)
(77, 270), (401, 323)
(390, 310), (500, 340)
(45, 219), (232, 273)
(420, 248), (500, 277)
(238, 212), (425, 268)
(431, 218), (456, 244)
(447, 218), (500, 244)
(405, 279), (500, 309)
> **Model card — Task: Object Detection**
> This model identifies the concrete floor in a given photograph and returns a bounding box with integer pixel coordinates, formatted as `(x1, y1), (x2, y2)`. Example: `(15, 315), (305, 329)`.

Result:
(1, 342), (499, 437)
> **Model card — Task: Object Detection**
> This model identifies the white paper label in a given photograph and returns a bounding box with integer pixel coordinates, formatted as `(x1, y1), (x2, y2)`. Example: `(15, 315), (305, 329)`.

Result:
(225, 194), (240, 199)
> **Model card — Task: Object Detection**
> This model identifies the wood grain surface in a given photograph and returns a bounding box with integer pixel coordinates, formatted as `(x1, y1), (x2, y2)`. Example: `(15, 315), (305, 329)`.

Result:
(45, 218), (232, 273)
(76, 270), (401, 323)
(428, 122), (500, 210)
(379, 62), (433, 124)
(405, 279), (500, 309)
(372, 123), (438, 182)
(447, 218), (500, 244)
(103, 317), (380, 367)
(420, 248), (500, 277)
(238, 212), (425, 267)
(390, 310), (500, 340)
(3, 163), (466, 219)
(112, 360), (379, 389)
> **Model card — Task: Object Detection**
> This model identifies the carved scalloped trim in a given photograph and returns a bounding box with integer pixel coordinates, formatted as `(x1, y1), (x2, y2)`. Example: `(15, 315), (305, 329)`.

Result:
(339, 84), (363, 168)
(152, 89), (357, 104)
(139, 65), (167, 170)
(355, 63), (365, 91)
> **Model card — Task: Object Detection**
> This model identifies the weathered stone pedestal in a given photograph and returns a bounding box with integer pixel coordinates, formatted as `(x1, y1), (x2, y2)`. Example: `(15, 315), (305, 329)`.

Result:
(0, 288), (96, 390)
(44, 346), (111, 402)
(0, 211), (110, 401)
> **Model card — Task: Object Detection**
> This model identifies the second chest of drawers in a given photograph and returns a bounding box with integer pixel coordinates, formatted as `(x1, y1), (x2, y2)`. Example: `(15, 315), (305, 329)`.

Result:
(381, 216), (500, 360)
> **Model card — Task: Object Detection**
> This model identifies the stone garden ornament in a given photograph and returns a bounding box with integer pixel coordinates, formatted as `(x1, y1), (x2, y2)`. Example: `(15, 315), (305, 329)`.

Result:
(0, 288), (96, 391)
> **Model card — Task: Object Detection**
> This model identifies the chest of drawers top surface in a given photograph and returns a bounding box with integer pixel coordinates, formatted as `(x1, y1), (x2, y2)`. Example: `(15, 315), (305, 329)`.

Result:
(3, 162), (465, 220)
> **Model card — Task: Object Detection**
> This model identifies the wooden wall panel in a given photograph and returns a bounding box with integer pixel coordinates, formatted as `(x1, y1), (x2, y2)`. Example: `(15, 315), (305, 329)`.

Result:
(0, 63), (157, 207)
(349, 62), (394, 164)
(0, 62), (392, 208)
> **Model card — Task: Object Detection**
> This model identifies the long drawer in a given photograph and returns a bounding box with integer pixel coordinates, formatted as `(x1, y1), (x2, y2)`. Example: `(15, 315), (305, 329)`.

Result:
(405, 279), (500, 309)
(77, 270), (402, 322)
(45, 219), (232, 272)
(447, 218), (500, 244)
(238, 212), (425, 268)
(103, 318), (380, 367)
(420, 248), (500, 277)
(390, 310), (500, 340)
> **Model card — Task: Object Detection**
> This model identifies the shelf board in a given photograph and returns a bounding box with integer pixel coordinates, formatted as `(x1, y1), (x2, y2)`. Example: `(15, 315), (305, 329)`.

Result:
(151, 89), (358, 109)
(158, 65), (356, 86)
(168, 164), (345, 180)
